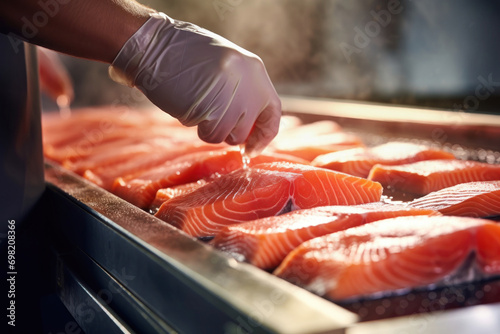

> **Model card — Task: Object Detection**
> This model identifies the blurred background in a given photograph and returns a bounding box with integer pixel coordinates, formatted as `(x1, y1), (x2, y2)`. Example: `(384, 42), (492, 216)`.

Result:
(50, 0), (500, 115)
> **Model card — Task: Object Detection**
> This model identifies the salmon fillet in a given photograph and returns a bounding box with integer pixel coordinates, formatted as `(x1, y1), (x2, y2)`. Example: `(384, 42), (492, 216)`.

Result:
(409, 181), (500, 218)
(273, 120), (342, 140)
(82, 142), (226, 190)
(212, 203), (439, 270)
(275, 115), (304, 133)
(269, 132), (364, 161)
(154, 162), (383, 238)
(268, 120), (362, 161)
(274, 215), (500, 300)
(312, 142), (455, 178)
(42, 106), (184, 148)
(112, 149), (307, 209)
(368, 159), (500, 195)
(42, 106), (202, 164)
(47, 132), (166, 164)
(149, 180), (209, 214)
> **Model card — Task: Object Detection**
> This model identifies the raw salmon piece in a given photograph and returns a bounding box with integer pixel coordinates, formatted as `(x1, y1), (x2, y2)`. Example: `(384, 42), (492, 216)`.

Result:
(53, 132), (176, 165)
(268, 120), (355, 162)
(59, 133), (182, 171)
(312, 142), (455, 178)
(45, 122), (201, 164)
(150, 180), (209, 214)
(276, 115), (303, 133)
(270, 132), (364, 161)
(274, 216), (500, 300)
(270, 144), (364, 162)
(42, 106), (199, 160)
(112, 149), (308, 209)
(42, 106), (151, 147)
(409, 181), (500, 218)
(149, 153), (310, 214)
(212, 203), (438, 270)
(67, 137), (199, 173)
(42, 105), (180, 136)
(368, 159), (500, 195)
(83, 142), (226, 190)
(272, 120), (342, 141)
(70, 141), (166, 172)
(48, 129), (186, 164)
(147, 154), (307, 212)
(155, 162), (383, 238)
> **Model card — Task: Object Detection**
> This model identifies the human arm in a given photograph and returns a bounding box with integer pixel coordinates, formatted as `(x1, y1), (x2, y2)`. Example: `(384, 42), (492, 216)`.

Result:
(0, 0), (151, 63)
(0, 0), (281, 154)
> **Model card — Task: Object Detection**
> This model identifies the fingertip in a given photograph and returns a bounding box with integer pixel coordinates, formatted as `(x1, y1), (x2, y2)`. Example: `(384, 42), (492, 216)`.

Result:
(224, 132), (243, 146)
(243, 121), (277, 158)
(197, 121), (224, 144)
(257, 104), (281, 138)
(244, 133), (269, 158)
(198, 118), (243, 145)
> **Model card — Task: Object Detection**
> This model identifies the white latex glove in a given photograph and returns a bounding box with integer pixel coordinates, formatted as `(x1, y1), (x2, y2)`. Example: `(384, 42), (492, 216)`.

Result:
(109, 12), (281, 156)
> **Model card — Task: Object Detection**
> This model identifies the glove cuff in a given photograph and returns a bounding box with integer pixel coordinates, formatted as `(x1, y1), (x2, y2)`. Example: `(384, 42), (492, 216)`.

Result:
(108, 12), (171, 87)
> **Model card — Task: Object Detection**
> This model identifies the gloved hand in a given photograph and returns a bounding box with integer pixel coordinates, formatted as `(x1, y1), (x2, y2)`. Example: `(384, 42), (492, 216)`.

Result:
(109, 12), (281, 156)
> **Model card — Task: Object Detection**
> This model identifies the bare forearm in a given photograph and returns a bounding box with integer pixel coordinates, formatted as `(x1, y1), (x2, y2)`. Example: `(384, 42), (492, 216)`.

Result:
(0, 0), (153, 63)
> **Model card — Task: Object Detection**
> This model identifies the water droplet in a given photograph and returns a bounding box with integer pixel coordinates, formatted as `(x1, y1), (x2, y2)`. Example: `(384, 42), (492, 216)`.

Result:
(240, 144), (251, 170)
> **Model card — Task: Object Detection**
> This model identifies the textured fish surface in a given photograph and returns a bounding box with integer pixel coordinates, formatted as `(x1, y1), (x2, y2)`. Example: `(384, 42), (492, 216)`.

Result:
(149, 180), (209, 214)
(42, 106), (195, 163)
(409, 181), (500, 218)
(268, 121), (363, 161)
(312, 142), (455, 178)
(212, 203), (439, 270)
(155, 162), (383, 238)
(274, 215), (500, 300)
(368, 159), (500, 195)
(112, 149), (307, 209)
(83, 142), (224, 189)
